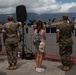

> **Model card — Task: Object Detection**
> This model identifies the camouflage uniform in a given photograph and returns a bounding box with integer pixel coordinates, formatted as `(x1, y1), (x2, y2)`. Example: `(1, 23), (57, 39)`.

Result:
(57, 22), (73, 66)
(3, 21), (19, 66)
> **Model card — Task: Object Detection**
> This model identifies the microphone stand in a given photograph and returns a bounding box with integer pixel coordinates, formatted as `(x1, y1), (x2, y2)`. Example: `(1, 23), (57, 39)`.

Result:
(21, 22), (25, 59)
(20, 22), (35, 59)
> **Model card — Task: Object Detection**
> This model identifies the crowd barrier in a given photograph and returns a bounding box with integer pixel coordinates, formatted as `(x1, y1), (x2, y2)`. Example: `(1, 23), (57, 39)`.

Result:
(26, 27), (76, 58)
(0, 27), (76, 64)
(0, 27), (76, 56)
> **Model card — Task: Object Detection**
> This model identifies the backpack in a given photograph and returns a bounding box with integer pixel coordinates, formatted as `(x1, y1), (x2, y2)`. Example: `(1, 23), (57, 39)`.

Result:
(33, 33), (41, 47)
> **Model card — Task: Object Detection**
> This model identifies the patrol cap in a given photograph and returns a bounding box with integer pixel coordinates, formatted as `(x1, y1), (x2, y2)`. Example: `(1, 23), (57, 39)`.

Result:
(7, 15), (14, 21)
(62, 14), (68, 20)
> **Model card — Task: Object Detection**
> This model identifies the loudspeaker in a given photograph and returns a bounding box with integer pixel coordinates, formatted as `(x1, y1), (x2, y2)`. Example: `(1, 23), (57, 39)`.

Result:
(16, 5), (27, 22)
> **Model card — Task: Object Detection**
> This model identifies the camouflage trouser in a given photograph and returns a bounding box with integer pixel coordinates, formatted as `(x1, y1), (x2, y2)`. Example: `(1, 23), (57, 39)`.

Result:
(59, 45), (72, 66)
(5, 37), (18, 65)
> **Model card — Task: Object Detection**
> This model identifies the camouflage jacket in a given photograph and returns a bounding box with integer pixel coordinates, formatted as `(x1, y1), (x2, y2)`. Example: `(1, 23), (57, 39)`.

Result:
(57, 22), (73, 46)
(3, 21), (19, 39)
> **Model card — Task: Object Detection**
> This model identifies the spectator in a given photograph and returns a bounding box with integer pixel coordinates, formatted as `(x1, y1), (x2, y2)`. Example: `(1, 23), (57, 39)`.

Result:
(34, 20), (46, 72)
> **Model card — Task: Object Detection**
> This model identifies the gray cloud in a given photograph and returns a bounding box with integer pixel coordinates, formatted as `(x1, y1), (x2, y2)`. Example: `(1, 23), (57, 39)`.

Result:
(68, 6), (76, 12)
(0, 0), (76, 14)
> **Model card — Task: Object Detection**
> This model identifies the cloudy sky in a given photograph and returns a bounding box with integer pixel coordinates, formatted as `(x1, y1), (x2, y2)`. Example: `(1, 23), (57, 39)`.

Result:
(0, 0), (76, 14)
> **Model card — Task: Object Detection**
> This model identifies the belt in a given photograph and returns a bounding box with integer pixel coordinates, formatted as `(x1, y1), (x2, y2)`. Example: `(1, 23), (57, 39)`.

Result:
(7, 34), (16, 38)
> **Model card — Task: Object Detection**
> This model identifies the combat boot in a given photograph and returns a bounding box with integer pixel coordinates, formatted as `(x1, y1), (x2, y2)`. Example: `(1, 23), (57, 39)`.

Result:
(66, 65), (71, 71)
(12, 63), (17, 70)
(6, 64), (13, 70)
(62, 65), (67, 71)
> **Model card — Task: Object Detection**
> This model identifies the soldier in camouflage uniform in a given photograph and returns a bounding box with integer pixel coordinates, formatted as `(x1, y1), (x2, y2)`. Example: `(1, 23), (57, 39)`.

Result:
(0, 15), (21, 70)
(56, 15), (73, 71)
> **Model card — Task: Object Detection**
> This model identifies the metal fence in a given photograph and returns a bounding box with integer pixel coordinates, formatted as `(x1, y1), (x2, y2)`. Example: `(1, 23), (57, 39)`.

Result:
(0, 27), (76, 61)
(24, 27), (76, 57)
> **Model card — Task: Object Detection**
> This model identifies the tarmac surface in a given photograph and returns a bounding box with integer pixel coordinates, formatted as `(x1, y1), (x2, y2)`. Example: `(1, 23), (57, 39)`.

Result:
(0, 56), (76, 75)
(0, 56), (64, 75)
(0, 26), (76, 75)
